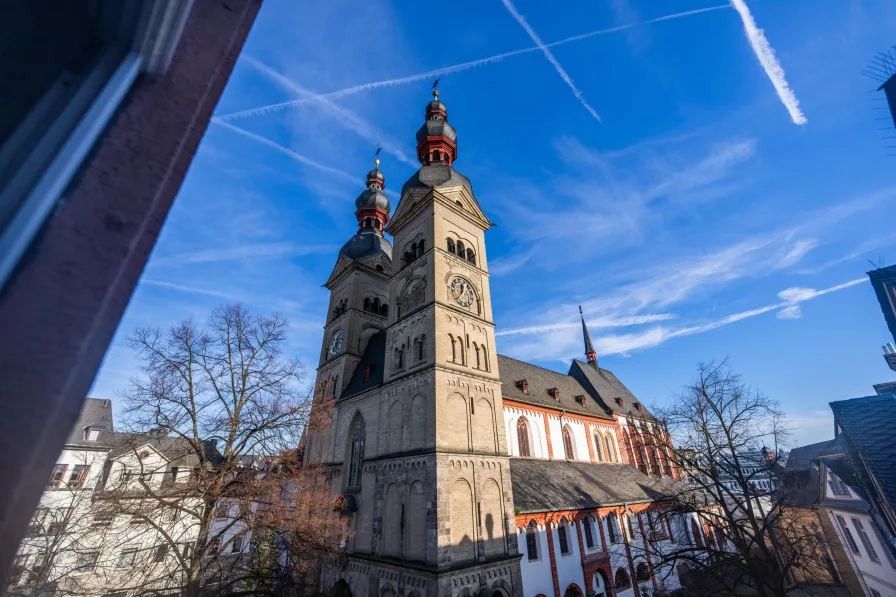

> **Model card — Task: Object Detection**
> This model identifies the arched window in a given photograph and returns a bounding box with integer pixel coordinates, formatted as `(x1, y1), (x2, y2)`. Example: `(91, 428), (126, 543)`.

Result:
(417, 335), (425, 362)
(449, 334), (457, 363)
(557, 518), (570, 554)
(372, 297), (380, 313)
(562, 427), (575, 460)
(636, 562), (651, 582)
(466, 249), (476, 265)
(456, 241), (466, 260)
(517, 418), (531, 457)
(363, 297), (371, 312)
(691, 519), (704, 547)
(347, 415), (365, 489)
(583, 515), (595, 548)
(433, 150), (441, 162)
(606, 513), (618, 543)
(474, 343), (481, 369)
(594, 432), (605, 462)
(447, 238), (456, 254)
(394, 346), (405, 371)
(614, 568), (630, 591)
(380, 303), (389, 317)
(417, 240), (425, 257)
(526, 521), (539, 560)
(605, 434), (617, 462)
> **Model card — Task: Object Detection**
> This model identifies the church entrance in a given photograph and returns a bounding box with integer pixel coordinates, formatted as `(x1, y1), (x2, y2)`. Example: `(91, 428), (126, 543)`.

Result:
(329, 580), (353, 597)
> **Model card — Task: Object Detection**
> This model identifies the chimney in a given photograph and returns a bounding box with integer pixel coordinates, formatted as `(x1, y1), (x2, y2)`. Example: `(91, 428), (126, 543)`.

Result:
(884, 343), (896, 372)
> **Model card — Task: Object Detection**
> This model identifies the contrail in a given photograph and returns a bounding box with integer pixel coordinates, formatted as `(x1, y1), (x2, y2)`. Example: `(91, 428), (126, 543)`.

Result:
(500, 0), (601, 122)
(238, 56), (418, 167)
(729, 0), (806, 125)
(217, 5), (729, 122)
(211, 119), (359, 183)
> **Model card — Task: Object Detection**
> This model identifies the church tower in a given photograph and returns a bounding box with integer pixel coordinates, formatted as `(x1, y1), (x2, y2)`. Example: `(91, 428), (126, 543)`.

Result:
(315, 91), (523, 597)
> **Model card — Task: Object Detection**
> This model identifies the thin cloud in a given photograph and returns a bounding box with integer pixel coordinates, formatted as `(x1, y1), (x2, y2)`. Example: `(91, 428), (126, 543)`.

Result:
(777, 278), (866, 304)
(216, 5), (729, 121)
(778, 239), (818, 268)
(776, 305), (802, 319)
(140, 280), (246, 302)
(490, 244), (542, 276)
(729, 0), (807, 125)
(153, 242), (338, 266)
(500, 0), (602, 122)
(212, 119), (358, 184)
(230, 57), (418, 168)
(497, 313), (677, 337)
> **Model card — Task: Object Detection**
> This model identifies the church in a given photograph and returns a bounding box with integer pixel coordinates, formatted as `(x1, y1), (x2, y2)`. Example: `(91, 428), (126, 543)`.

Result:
(303, 90), (705, 597)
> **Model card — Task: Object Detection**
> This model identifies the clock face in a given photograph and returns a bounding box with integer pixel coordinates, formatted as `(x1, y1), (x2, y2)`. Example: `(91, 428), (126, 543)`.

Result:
(450, 277), (474, 307)
(328, 330), (344, 356)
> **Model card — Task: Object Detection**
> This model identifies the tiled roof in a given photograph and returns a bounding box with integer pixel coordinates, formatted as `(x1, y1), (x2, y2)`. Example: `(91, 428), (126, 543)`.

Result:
(568, 360), (655, 420)
(497, 355), (613, 420)
(829, 393), (896, 514)
(342, 330), (387, 400)
(109, 433), (221, 467)
(510, 458), (678, 513)
(67, 398), (115, 447)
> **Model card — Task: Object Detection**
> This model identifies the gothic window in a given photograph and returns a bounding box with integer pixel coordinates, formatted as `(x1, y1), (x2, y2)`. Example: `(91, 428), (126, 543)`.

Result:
(417, 240), (425, 258)
(614, 569), (630, 591)
(346, 415), (365, 489)
(394, 345), (405, 371)
(562, 426), (575, 460)
(557, 518), (570, 554)
(526, 521), (539, 560)
(474, 342), (481, 369)
(517, 418), (531, 457)
(594, 432), (605, 462)
(605, 434), (617, 463)
(416, 335), (425, 362)
(583, 516), (595, 548)
(456, 241), (465, 260)
(466, 249), (475, 265)
(606, 513), (618, 543)
(447, 238), (456, 254)
(449, 334), (457, 363)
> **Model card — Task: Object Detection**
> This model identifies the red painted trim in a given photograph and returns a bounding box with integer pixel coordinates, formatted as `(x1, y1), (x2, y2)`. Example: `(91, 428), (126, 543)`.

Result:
(543, 412), (554, 459)
(545, 521), (562, 597)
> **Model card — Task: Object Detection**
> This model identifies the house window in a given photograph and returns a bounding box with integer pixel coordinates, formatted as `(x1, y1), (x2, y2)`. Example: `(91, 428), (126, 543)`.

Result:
(68, 464), (90, 488)
(49, 464), (67, 487)
(75, 551), (99, 573)
(347, 415), (366, 489)
(517, 418), (531, 457)
(828, 474), (850, 497)
(557, 518), (570, 554)
(562, 427), (575, 460)
(215, 503), (230, 519)
(835, 515), (860, 555)
(232, 534), (245, 553)
(9, 554), (28, 585)
(118, 549), (137, 568)
(46, 508), (72, 535)
(153, 544), (168, 563)
(583, 516), (595, 548)
(636, 562), (651, 582)
(84, 426), (102, 441)
(526, 521), (539, 560)
(27, 508), (48, 536)
(614, 568), (631, 591)
(851, 518), (880, 563)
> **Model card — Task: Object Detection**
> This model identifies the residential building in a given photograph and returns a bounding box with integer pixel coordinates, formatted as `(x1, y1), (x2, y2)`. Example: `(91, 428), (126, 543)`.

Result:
(782, 437), (896, 597)
(302, 90), (708, 597)
(0, 1), (262, 579)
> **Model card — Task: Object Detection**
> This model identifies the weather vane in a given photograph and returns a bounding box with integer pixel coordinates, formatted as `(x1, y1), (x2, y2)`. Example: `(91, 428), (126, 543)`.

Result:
(374, 143), (382, 168)
(432, 77), (441, 98)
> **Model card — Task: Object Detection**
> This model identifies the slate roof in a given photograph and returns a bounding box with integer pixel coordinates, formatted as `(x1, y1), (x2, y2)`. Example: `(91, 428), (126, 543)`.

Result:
(342, 330), (387, 400)
(785, 439), (839, 472)
(873, 381), (896, 395)
(401, 164), (473, 196)
(109, 432), (221, 468)
(568, 360), (656, 420)
(67, 398), (115, 447)
(338, 231), (393, 261)
(829, 393), (896, 514)
(497, 355), (614, 420)
(510, 459), (678, 513)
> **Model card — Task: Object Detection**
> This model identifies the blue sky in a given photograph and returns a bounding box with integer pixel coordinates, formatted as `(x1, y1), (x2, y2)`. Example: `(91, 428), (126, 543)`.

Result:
(91, 0), (896, 449)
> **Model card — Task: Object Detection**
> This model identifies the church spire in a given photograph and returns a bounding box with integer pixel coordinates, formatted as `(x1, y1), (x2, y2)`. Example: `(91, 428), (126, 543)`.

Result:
(580, 305), (597, 367)
(354, 149), (390, 233)
(416, 85), (457, 166)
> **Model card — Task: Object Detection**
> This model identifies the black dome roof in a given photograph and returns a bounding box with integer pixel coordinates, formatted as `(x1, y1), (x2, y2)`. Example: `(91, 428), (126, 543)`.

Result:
(338, 231), (392, 261)
(354, 188), (390, 211)
(416, 119), (457, 144)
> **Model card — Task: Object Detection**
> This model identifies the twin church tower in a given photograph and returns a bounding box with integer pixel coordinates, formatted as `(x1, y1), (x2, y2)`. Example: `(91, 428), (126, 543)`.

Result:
(304, 91), (523, 597)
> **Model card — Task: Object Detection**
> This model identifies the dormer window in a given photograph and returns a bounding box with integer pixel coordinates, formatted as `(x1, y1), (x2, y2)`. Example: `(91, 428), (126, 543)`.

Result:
(548, 388), (560, 400)
(615, 397), (623, 407)
(575, 395), (586, 406)
(518, 379), (528, 393)
(84, 426), (103, 442)
(634, 403), (642, 412)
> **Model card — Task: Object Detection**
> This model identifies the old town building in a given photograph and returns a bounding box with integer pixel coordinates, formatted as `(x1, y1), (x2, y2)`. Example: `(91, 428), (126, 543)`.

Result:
(304, 91), (704, 597)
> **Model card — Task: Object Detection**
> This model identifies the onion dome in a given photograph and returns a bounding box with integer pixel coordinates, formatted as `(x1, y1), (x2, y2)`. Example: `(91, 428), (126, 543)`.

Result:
(416, 90), (457, 166)
(339, 232), (392, 260)
(353, 157), (390, 234)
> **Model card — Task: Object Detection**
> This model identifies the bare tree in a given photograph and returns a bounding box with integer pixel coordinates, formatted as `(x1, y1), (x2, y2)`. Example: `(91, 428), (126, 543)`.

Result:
(633, 360), (837, 597)
(100, 304), (345, 597)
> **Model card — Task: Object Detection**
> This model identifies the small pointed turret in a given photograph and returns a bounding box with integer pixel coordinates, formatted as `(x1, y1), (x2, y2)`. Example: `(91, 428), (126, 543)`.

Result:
(416, 88), (457, 166)
(353, 154), (390, 233)
(580, 305), (597, 367)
